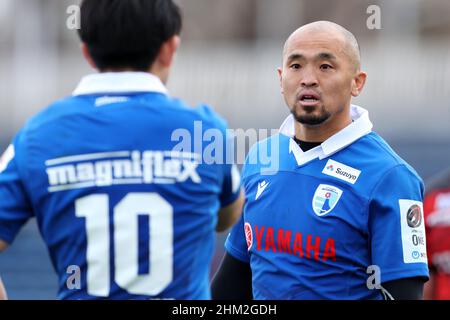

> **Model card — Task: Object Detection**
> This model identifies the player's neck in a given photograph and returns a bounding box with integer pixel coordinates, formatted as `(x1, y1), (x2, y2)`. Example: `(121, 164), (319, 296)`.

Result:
(97, 66), (169, 85)
(295, 112), (352, 142)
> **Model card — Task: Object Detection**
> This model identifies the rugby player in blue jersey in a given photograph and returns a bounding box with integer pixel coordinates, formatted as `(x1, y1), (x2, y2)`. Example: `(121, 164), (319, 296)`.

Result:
(212, 21), (428, 300)
(0, 0), (243, 299)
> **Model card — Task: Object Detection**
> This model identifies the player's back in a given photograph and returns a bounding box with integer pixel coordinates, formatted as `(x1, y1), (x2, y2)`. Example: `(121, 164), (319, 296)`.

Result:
(12, 74), (234, 299)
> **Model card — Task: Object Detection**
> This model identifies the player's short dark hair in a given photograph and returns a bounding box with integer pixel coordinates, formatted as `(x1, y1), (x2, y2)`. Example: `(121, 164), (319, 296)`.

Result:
(78, 0), (182, 71)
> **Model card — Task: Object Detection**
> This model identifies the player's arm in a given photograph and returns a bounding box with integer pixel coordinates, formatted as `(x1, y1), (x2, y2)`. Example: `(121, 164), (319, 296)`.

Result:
(423, 270), (435, 300)
(212, 210), (253, 299)
(211, 252), (252, 299)
(0, 139), (33, 254)
(216, 188), (244, 232)
(381, 277), (426, 300)
(217, 158), (244, 232)
(0, 240), (7, 252)
(369, 165), (429, 300)
(0, 239), (8, 300)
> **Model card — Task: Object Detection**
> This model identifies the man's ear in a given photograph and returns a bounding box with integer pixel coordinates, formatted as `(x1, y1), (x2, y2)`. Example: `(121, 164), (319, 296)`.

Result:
(156, 35), (181, 68)
(81, 43), (97, 70)
(351, 71), (367, 97)
(277, 67), (284, 94)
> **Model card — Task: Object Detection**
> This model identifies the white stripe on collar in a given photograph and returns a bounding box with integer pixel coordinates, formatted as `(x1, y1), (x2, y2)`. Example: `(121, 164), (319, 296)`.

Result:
(279, 105), (373, 166)
(72, 72), (169, 96)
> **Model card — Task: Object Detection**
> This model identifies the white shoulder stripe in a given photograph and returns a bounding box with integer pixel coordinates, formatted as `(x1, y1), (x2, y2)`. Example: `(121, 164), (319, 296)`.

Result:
(0, 144), (15, 174)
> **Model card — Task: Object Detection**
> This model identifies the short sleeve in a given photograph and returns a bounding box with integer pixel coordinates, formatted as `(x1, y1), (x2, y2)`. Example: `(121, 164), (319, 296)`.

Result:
(219, 163), (241, 207)
(224, 148), (260, 261)
(224, 213), (250, 263)
(213, 115), (241, 207)
(369, 165), (429, 283)
(0, 133), (33, 244)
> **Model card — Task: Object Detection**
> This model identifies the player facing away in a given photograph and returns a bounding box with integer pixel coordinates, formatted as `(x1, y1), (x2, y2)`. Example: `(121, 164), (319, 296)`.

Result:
(0, 0), (244, 299)
(211, 21), (429, 300)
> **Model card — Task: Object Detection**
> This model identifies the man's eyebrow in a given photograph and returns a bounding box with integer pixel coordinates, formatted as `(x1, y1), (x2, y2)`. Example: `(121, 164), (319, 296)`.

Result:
(286, 52), (337, 64)
(317, 52), (337, 61)
(286, 53), (305, 63)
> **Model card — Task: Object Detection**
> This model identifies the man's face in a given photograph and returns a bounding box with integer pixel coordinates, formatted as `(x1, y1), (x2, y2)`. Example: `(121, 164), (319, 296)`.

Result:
(278, 31), (360, 127)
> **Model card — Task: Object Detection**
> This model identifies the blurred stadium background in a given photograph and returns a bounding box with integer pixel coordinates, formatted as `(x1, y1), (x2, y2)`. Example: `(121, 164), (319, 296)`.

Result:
(0, 0), (449, 299)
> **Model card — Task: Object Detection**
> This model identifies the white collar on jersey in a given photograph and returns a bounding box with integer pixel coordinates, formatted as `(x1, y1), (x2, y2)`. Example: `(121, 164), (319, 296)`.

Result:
(72, 72), (169, 96)
(279, 104), (373, 166)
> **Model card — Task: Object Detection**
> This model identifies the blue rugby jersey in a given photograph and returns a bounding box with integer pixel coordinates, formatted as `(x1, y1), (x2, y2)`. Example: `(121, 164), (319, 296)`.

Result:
(226, 105), (428, 299)
(0, 72), (240, 299)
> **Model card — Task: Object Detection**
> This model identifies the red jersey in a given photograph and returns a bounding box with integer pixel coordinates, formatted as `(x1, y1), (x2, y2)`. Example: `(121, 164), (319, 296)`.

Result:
(424, 168), (450, 299)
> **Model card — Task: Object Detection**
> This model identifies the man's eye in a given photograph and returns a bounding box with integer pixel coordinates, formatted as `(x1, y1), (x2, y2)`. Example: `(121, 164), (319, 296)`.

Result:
(320, 64), (333, 70)
(290, 64), (301, 69)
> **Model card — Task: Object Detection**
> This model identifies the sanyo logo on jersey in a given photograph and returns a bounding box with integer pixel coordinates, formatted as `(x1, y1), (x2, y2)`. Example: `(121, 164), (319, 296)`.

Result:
(322, 159), (361, 184)
(45, 150), (201, 193)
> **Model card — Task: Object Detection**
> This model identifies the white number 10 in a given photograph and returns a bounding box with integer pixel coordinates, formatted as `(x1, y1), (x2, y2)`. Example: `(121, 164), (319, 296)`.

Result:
(75, 193), (173, 297)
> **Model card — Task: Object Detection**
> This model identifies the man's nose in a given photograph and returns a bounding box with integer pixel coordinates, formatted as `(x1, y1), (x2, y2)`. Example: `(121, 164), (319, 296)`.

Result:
(300, 69), (318, 87)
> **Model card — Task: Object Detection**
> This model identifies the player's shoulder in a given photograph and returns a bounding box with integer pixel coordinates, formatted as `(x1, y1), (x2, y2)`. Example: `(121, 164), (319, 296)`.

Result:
(23, 94), (228, 135)
(358, 132), (421, 178)
(146, 94), (229, 132)
(21, 95), (89, 134)
(177, 100), (228, 131)
(353, 132), (423, 192)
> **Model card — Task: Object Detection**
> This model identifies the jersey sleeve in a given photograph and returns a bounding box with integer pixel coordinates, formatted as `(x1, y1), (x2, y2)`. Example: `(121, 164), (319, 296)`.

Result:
(368, 164), (429, 283)
(224, 154), (252, 263)
(219, 163), (241, 207)
(0, 132), (33, 244)
(199, 105), (241, 208)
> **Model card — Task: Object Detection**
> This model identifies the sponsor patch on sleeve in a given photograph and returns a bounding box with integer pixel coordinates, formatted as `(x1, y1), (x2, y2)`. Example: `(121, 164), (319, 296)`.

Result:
(399, 199), (427, 264)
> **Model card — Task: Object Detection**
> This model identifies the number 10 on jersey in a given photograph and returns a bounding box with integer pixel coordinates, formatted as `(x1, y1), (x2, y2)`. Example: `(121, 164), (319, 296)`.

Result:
(75, 193), (173, 297)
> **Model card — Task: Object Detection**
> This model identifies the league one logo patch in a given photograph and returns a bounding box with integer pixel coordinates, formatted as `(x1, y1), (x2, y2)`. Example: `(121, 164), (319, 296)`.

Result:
(406, 204), (422, 228)
(399, 199), (427, 264)
(312, 184), (343, 216)
(244, 222), (253, 250)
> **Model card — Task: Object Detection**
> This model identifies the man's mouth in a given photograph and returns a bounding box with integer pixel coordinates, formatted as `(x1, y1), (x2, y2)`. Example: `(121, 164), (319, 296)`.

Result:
(298, 92), (320, 106)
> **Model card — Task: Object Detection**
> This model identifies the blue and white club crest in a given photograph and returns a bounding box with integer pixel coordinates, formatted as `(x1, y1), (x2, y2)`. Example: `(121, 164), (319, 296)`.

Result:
(312, 184), (343, 216)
